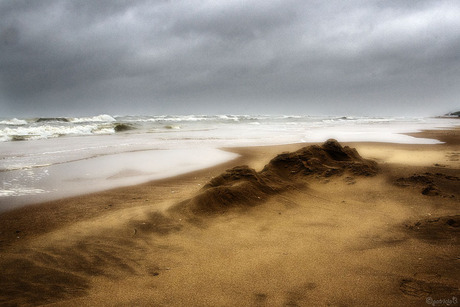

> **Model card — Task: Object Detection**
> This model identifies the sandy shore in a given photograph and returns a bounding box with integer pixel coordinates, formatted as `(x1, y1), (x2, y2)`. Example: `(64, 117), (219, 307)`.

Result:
(1, 128), (459, 306)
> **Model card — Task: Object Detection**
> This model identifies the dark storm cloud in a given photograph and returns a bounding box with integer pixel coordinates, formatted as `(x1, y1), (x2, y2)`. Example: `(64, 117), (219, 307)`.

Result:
(0, 0), (459, 116)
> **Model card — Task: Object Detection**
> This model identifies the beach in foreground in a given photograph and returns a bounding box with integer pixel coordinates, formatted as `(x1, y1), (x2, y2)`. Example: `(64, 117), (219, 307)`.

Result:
(0, 128), (459, 306)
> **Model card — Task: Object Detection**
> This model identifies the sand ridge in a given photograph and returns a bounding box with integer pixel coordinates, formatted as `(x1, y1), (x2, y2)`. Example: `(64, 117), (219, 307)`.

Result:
(0, 131), (459, 306)
(172, 139), (378, 216)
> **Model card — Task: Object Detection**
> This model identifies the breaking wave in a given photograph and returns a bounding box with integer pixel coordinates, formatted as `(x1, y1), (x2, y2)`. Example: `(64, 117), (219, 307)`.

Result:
(0, 118), (28, 125)
(0, 114), (133, 142)
(0, 114), (458, 143)
(70, 114), (116, 123)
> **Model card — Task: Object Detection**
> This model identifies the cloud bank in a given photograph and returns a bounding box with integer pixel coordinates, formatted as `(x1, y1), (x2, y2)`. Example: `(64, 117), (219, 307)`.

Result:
(1, 0), (459, 116)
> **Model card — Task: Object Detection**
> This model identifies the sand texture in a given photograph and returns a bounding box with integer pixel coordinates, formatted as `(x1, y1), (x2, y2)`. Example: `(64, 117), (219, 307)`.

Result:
(0, 129), (459, 306)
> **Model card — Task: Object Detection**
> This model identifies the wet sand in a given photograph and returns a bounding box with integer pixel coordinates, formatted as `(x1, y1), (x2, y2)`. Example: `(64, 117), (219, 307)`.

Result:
(0, 128), (459, 306)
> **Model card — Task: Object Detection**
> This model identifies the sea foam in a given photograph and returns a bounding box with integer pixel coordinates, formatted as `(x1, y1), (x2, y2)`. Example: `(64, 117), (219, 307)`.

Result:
(70, 114), (116, 123)
(0, 118), (28, 125)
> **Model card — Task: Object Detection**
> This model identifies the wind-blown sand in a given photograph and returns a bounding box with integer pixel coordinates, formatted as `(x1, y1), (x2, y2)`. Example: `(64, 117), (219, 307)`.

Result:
(0, 128), (459, 306)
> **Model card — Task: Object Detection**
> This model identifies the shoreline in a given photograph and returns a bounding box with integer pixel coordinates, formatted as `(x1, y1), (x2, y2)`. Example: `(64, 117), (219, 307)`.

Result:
(1, 127), (459, 245)
(0, 147), (240, 212)
(1, 116), (459, 208)
(0, 127), (459, 306)
(2, 125), (459, 212)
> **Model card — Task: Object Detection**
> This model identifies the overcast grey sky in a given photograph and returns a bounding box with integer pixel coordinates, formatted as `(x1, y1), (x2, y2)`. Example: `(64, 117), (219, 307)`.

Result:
(0, 0), (459, 117)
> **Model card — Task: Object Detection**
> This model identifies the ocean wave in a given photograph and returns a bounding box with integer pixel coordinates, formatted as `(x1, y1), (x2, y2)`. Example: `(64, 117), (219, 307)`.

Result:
(114, 123), (136, 132)
(118, 114), (294, 123)
(0, 124), (114, 142)
(321, 116), (397, 124)
(0, 118), (28, 125)
(279, 115), (303, 119)
(70, 114), (116, 123)
(36, 117), (69, 123)
(0, 115), (455, 144)
(162, 115), (209, 122)
(2, 123), (141, 141)
(217, 115), (240, 121)
(124, 115), (214, 122)
(164, 125), (181, 130)
(128, 115), (256, 122)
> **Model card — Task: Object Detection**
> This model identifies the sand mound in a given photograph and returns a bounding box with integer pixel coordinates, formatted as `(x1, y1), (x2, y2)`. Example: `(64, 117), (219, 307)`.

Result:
(395, 172), (459, 197)
(405, 215), (460, 242)
(400, 277), (459, 298)
(174, 165), (276, 214)
(396, 175), (433, 186)
(261, 139), (378, 178)
(173, 139), (378, 215)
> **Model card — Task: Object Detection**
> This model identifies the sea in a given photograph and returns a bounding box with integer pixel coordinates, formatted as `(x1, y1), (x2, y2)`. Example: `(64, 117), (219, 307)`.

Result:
(1, 114), (459, 211)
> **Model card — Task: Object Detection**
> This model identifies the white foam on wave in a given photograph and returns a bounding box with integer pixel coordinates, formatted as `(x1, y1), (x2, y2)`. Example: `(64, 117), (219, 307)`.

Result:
(217, 115), (240, 121)
(0, 123), (114, 142)
(0, 118), (28, 125)
(70, 114), (116, 123)
(0, 188), (48, 197)
(163, 115), (208, 122)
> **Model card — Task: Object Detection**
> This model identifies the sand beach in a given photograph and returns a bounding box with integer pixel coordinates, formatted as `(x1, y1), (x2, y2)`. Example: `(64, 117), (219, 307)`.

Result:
(3, 1), (460, 305)
(0, 127), (459, 306)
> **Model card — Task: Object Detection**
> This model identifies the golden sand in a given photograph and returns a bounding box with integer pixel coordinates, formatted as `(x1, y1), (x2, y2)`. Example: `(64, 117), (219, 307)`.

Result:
(0, 128), (459, 306)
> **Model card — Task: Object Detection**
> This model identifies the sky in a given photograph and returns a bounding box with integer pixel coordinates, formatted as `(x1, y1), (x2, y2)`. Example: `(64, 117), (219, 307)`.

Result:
(0, 0), (459, 117)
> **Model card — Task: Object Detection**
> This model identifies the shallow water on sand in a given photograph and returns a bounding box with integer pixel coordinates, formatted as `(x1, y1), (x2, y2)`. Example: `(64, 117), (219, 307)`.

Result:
(0, 145), (237, 211)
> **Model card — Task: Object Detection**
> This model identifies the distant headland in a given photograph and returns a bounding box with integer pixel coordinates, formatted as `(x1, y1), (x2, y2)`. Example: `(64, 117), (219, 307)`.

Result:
(445, 111), (460, 117)
(438, 111), (460, 118)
